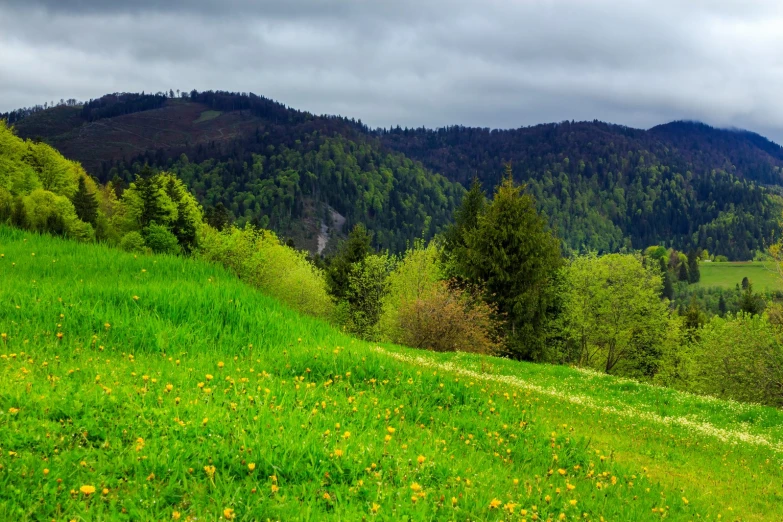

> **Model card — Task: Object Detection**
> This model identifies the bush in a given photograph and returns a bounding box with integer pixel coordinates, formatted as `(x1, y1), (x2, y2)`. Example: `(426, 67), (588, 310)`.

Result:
(689, 313), (783, 407)
(198, 225), (334, 319)
(143, 224), (181, 255)
(396, 281), (500, 354)
(120, 231), (148, 253)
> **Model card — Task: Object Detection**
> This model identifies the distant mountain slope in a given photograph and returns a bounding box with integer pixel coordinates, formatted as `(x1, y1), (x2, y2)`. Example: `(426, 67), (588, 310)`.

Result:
(5, 92), (782, 258)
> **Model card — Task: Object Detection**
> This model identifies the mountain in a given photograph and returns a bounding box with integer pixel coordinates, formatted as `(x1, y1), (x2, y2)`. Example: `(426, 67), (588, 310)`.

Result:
(5, 91), (783, 259)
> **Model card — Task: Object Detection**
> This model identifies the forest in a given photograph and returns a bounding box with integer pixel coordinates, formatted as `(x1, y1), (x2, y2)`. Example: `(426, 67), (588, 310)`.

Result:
(7, 90), (783, 259)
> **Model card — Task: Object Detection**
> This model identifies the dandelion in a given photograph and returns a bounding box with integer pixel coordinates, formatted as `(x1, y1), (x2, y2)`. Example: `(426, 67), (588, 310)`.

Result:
(223, 508), (235, 520)
(417, 455), (426, 465)
(569, 499), (577, 506)
(682, 497), (689, 505)
(172, 512), (181, 520)
(80, 485), (96, 495)
(104, 323), (111, 330)
(271, 484), (279, 493)
(387, 426), (396, 434)
(218, 361), (225, 369)
(334, 449), (344, 457)
(102, 488), (109, 495)
(206, 374), (214, 381)
(202, 417), (209, 426)
(204, 465), (216, 478)
(371, 502), (380, 513)
(343, 431), (351, 439)
(489, 498), (502, 509)
(132, 296), (139, 301)
(322, 492), (331, 501)
(248, 463), (256, 471)
(558, 468), (567, 475)
(43, 468), (49, 475)
(8, 407), (19, 415)
(504, 502), (517, 513)
(410, 482), (422, 493)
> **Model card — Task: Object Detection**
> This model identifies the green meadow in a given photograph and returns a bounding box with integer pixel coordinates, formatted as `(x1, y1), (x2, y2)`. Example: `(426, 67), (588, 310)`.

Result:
(697, 261), (782, 292)
(2, 226), (783, 521)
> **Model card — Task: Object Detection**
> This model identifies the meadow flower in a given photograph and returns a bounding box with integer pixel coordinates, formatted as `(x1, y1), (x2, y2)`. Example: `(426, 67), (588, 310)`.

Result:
(248, 463), (256, 471)
(8, 407), (19, 415)
(43, 468), (49, 475)
(489, 498), (502, 509)
(80, 485), (96, 495)
(223, 508), (235, 519)
(371, 502), (380, 513)
(417, 455), (426, 465)
(410, 482), (422, 492)
(204, 465), (216, 478)
(171, 512), (181, 520)
(271, 484), (279, 493)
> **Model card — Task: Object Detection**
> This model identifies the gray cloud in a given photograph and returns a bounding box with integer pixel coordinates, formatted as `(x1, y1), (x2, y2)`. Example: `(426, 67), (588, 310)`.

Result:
(2, 0), (783, 142)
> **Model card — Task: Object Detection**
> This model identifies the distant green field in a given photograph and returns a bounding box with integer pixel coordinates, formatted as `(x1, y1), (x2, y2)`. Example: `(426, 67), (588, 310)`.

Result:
(193, 109), (222, 124)
(697, 261), (782, 292)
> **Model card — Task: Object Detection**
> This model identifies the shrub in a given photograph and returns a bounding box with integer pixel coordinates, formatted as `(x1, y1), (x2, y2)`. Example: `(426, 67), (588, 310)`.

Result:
(143, 224), (181, 255)
(198, 225), (334, 319)
(396, 281), (500, 354)
(689, 313), (783, 407)
(120, 231), (147, 253)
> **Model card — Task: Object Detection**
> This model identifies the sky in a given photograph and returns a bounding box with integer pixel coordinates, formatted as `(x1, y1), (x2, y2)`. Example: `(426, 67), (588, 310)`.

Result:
(2, 0), (783, 142)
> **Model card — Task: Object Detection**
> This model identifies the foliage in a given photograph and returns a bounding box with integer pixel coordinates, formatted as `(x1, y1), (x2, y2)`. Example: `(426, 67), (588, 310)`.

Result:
(338, 254), (391, 339)
(197, 225), (334, 319)
(119, 231), (147, 253)
(326, 224), (373, 302)
(689, 314), (783, 407)
(378, 241), (500, 354)
(560, 253), (672, 376)
(452, 171), (563, 360)
(143, 223), (181, 255)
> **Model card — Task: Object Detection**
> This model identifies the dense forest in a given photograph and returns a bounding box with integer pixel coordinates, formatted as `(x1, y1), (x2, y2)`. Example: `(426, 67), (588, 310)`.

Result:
(6, 90), (783, 258)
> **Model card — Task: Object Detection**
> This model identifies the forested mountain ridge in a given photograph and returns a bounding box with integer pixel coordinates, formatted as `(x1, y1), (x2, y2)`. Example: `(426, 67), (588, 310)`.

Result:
(5, 91), (783, 258)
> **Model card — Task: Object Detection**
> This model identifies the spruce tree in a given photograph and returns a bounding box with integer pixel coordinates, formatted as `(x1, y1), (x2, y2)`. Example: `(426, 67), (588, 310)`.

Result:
(442, 177), (486, 284)
(326, 224), (373, 302)
(71, 177), (98, 225)
(456, 166), (562, 360)
(687, 250), (701, 283)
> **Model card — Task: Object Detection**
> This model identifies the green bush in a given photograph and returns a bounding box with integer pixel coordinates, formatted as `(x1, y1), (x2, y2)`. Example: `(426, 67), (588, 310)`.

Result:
(120, 231), (147, 253)
(143, 223), (181, 255)
(198, 225), (333, 319)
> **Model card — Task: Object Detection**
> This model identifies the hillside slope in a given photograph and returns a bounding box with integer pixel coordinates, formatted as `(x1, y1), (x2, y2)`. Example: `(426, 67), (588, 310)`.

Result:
(7, 91), (783, 257)
(1, 227), (782, 520)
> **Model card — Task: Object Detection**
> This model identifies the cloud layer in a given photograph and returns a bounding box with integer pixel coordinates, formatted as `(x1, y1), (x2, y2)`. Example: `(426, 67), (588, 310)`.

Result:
(2, 1), (783, 141)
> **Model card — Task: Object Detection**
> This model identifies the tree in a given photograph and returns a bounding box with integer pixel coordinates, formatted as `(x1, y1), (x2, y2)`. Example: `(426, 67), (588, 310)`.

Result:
(741, 276), (750, 290)
(739, 282), (763, 315)
(678, 261), (689, 282)
(561, 253), (670, 376)
(718, 294), (727, 316)
(326, 223), (373, 302)
(342, 254), (390, 339)
(441, 177), (485, 283)
(205, 202), (231, 231)
(454, 168), (562, 360)
(71, 176), (98, 225)
(661, 271), (674, 300)
(687, 250), (701, 283)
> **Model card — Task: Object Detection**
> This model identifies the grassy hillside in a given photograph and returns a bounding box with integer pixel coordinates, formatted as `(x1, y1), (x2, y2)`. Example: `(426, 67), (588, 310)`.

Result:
(697, 261), (782, 292)
(2, 227), (783, 520)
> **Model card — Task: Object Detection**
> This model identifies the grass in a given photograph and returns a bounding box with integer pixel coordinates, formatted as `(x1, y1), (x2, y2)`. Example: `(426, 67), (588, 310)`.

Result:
(193, 110), (222, 124)
(697, 261), (782, 292)
(1, 226), (783, 520)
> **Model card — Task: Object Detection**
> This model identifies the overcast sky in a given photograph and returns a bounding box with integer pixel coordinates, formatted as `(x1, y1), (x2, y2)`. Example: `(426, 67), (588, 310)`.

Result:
(2, 1), (783, 142)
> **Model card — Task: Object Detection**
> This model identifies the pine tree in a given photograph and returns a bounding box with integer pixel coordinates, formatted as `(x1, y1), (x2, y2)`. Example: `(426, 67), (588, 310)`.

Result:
(661, 271), (674, 300)
(71, 177), (98, 225)
(678, 262), (689, 282)
(326, 224), (373, 302)
(134, 166), (166, 228)
(718, 294), (727, 316)
(456, 167), (562, 360)
(687, 250), (701, 283)
(441, 177), (485, 285)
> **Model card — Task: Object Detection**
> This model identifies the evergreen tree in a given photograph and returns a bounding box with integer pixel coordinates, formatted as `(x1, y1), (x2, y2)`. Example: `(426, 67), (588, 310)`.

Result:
(205, 202), (231, 231)
(718, 294), (727, 316)
(441, 177), (485, 284)
(739, 282), (763, 315)
(687, 250), (701, 283)
(678, 262), (689, 282)
(455, 167), (563, 360)
(661, 272), (674, 300)
(326, 224), (373, 302)
(71, 177), (98, 226)
(134, 166), (166, 228)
